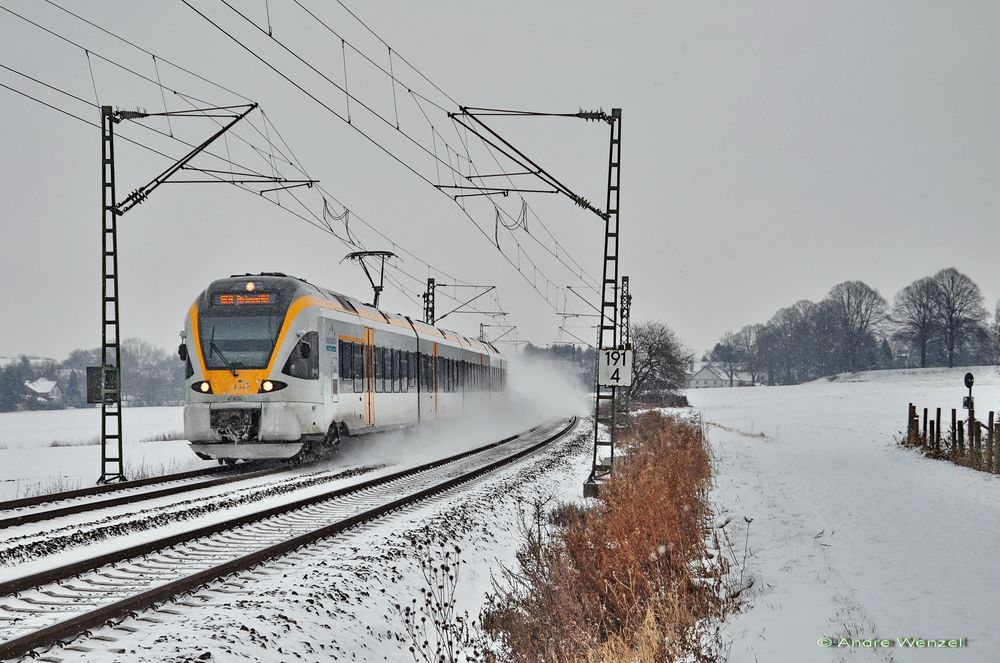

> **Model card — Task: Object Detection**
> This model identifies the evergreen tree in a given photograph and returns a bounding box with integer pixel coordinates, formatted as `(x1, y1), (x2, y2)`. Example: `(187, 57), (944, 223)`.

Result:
(0, 366), (24, 412)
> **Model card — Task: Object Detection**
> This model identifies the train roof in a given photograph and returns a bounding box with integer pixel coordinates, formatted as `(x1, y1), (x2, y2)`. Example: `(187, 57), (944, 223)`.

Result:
(219, 273), (504, 357)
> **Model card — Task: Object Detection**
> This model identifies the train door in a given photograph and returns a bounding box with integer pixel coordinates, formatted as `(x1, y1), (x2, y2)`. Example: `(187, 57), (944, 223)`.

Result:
(324, 320), (339, 404)
(363, 327), (375, 426)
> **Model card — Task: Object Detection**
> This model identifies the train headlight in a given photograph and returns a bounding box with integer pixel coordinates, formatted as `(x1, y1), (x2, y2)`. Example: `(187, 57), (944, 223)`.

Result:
(246, 281), (255, 292)
(258, 379), (287, 394)
(191, 381), (213, 394)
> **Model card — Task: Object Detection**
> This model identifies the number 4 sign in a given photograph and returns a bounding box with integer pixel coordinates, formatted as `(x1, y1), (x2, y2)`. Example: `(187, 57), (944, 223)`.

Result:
(598, 348), (633, 387)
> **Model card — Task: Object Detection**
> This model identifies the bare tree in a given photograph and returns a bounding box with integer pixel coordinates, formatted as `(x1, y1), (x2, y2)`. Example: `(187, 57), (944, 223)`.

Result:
(827, 281), (887, 371)
(890, 276), (940, 368)
(734, 324), (764, 385)
(708, 331), (743, 387)
(628, 321), (691, 399)
(933, 268), (987, 368)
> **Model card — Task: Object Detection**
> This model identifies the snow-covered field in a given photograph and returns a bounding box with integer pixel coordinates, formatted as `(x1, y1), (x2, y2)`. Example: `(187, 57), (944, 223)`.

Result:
(696, 366), (1000, 662)
(0, 406), (211, 500)
(10, 365), (996, 661)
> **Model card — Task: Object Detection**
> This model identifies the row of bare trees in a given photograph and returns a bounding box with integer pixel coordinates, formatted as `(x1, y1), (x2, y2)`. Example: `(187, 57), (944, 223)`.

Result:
(0, 339), (186, 411)
(710, 268), (998, 385)
(891, 268), (992, 368)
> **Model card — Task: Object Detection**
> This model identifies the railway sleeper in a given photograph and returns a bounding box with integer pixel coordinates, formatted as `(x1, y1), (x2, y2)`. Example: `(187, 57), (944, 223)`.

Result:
(37, 591), (97, 604)
(0, 604), (69, 614)
(18, 597), (82, 608)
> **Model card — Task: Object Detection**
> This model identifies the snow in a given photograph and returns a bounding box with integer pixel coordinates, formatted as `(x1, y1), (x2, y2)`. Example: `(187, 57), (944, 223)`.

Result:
(695, 366), (1000, 662)
(7, 365), (1000, 660)
(0, 406), (209, 500)
(23, 378), (58, 395)
(0, 406), (184, 449)
(25, 418), (593, 661)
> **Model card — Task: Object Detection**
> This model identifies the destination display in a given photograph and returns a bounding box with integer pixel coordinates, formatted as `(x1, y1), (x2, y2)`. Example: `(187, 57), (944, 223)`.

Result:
(213, 292), (273, 306)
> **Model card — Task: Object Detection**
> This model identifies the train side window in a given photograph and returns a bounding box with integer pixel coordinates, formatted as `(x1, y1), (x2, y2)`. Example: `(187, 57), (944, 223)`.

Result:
(387, 349), (393, 393)
(282, 331), (319, 380)
(403, 351), (410, 391)
(381, 347), (388, 393)
(353, 343), (363, 393)
(397, 349), (403, 393)
(392, 349), (400, 393)
(400, 351), (408, 393)
(375, 347), (383, 393)
(383, 347), (389, 393)
(411, 352), (418, 389)
(382, 348), (396, 394)
(406, 352), (420, 389)
(385, 348), (391, 393)
(339, 340), (352, 380)
(382, 347), (389, 393)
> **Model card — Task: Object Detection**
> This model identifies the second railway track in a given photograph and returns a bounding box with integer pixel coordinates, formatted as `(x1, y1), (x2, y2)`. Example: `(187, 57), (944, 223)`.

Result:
(0, 462), (294, 530)
(0, 417), (576, 661)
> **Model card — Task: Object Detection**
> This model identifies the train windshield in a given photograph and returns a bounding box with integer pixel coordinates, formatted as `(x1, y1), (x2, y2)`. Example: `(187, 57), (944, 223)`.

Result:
(199, 314), (282, 370)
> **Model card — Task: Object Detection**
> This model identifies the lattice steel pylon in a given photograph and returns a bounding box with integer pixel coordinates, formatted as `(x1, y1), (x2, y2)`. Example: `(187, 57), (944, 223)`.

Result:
(620, 276), (631, 348)
(89, 103), (315, 484)
(584, 108), (622, 497)
(98, 106), (124, 484)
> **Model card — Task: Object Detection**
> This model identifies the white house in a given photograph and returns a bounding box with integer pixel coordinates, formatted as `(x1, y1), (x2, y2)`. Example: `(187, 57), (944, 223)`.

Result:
(688, 365), (728, 388)
(687, 364), (755, 388)
(24, 378), (63, 406)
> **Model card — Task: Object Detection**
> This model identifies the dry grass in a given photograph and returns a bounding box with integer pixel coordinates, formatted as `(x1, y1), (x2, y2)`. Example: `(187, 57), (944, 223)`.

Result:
(46, 430), (184, 448)
(14, 474), (83, 499)
(481, 411), (731, 663)
(124, 456), (188, 480)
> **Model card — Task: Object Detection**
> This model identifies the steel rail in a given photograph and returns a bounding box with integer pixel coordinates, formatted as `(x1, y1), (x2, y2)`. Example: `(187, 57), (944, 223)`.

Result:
(0, 462), (270, 512)
(0, 417), (575, 660)
(0, 464), (295, 530)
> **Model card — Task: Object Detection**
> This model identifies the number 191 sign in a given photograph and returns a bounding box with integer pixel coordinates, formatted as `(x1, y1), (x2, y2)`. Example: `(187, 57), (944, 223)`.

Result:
(598, 348), (633, 387)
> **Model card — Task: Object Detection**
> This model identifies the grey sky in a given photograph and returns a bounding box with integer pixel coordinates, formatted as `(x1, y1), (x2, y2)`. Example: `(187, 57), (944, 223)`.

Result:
(2, 0), (999, 361)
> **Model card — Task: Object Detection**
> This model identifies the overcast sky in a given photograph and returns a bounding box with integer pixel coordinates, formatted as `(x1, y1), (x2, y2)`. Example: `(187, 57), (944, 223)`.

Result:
(2, 0), (1000, 361)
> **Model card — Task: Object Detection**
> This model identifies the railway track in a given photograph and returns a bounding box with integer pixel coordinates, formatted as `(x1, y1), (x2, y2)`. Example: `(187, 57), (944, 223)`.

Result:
(0, 417), (576, 661)
(0, 463), (292, 530)
(0, 461), (281, 529)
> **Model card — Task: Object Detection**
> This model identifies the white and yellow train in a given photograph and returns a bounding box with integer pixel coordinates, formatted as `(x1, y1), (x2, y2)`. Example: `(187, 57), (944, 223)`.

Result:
(179, 273), (507, 462)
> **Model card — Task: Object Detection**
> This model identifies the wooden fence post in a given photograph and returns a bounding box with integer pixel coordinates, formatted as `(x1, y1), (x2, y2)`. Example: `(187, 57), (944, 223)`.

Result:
(972, 410), (980, 467)
(936, 408), (942, 453)
(958, 422), (964, 458)
(986, 411), (994, 473)
(922, 408), (928, 447)
(929, 421), (935, 455)
(906, 403), (915, 444)
(995, 422), (1000, 473)
(951, 409), (958, 458)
